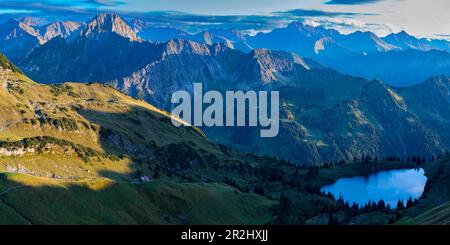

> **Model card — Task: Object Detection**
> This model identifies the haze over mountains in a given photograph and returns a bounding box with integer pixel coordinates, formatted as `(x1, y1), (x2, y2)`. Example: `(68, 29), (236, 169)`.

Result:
(2, 14), (449, 87)
(132, 20), (450, 86)
(2, 31), (450, 226)
(2, 13), (450, 165)
(243, 22), (450, 86)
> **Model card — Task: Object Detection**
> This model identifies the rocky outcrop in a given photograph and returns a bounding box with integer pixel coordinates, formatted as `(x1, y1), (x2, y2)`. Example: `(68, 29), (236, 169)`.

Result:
(0, 147), (35, 156)
(40, 21), (83, 42)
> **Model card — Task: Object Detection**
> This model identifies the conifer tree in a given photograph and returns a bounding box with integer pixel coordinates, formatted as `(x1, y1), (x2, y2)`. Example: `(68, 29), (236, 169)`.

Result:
(396, 200), (405, 210)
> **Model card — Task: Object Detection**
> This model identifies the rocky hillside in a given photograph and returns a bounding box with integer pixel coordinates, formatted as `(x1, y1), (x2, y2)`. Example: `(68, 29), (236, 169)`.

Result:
(109, 45), (448, 165)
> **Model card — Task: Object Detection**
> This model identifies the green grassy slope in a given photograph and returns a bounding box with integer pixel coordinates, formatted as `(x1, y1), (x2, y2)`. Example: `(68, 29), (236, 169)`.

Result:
(0, 173), (274, 225)
(0, 54), (282, 224)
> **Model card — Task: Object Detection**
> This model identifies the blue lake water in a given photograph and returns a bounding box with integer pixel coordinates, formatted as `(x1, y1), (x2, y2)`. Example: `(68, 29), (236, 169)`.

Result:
(321, 168), (427, 207)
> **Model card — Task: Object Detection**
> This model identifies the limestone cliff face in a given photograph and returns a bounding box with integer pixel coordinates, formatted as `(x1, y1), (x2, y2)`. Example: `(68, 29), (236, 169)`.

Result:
(40, 21), (83, 42)
(80, 14), (139, 41)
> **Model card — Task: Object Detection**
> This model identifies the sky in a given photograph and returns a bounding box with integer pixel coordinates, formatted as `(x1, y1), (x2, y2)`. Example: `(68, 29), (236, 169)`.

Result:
(0, 0), (449, 39)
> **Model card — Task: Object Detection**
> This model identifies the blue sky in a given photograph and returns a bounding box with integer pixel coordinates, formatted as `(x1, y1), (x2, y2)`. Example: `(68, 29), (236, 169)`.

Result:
(0, 0), (448, 38)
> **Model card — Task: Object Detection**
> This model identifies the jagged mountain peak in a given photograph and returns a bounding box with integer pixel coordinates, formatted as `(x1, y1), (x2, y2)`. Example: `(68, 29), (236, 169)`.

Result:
(286, 21), (337, 36)
(397, 30), (411, 36)
(287, 21), (312, 30)
(242, 48), (311, 84)
(133, 17), (143, 25)
(164, 39), (207, 54)
(287, 21), (318, 33)
(351, 30), (375, 35)
(385, 30), (416, 40)
(0, 17), (42, 41)
(131, 17), (153, 34)
(347, 30), (386, 42)
(250, 48), (293, 65)
(20, 17), (40, 27)
(342, 30), (398, 52)
(81, 13), (139, 41)
(162, 39), (232, 56)
(383, 30), (435, 51)
(41, 21), (83, 42)
(250, 48), (277, 59)
(132, 17), (145, 32)
(250, 48), (307, 66)
(206, 29), (248, 41)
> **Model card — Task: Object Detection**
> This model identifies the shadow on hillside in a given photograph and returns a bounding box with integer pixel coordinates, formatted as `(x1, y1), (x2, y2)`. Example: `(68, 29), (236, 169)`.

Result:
(0, 171), (276, 225)
(0, 105), (278, 225)
(75, 105), (219, 182)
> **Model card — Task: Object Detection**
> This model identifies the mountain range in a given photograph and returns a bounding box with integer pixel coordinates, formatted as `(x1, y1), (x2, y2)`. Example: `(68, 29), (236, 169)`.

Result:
(2, 15), (449, 87)
(5, 13), (449, 165)
(2, 11), (450, 225)
(132, 21), (450, 86)
(243, 22), (450, 86)
(3, 52), (450, 225)
(0, 17), (83, 63)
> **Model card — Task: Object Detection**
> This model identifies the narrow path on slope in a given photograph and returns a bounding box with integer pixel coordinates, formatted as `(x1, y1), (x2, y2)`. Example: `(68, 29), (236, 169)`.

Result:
(0, 120), (20, 132)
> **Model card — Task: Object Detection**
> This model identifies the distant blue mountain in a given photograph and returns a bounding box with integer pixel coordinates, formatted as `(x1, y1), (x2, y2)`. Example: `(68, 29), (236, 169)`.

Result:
(130, 17), (189, 42)
(2, 15), (449, 87)
(130, 17), (252, 51)
(246, 22), (349, 57)
(11, 13), (450, 165)
(240, 22), (450, 86)
(383, 31), (450, 53)
(315, 49), (450, 87)
(245, 22), (399, 57)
